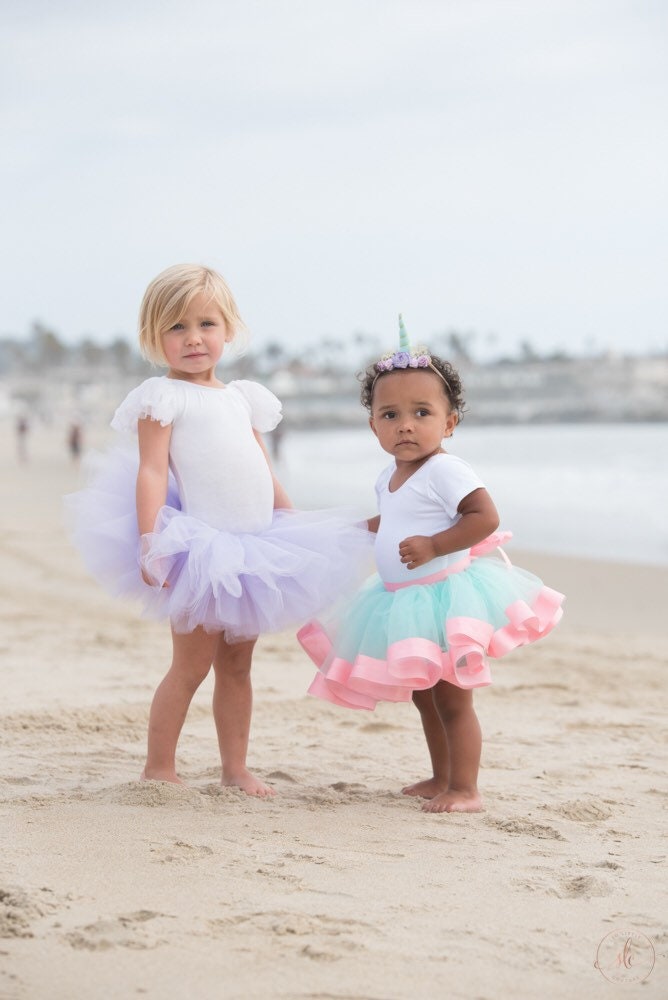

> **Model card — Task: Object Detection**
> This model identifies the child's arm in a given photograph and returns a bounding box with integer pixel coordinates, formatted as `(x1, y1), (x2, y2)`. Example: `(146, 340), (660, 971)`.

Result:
(137, 417), (172, 584)
(253, 429), (294, 510)
(399, 488), (499, 571)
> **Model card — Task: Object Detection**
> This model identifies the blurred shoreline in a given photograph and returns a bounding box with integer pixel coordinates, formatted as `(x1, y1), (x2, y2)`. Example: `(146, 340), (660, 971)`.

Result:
(2, 343), (668, 429)
(5, 418), (668, 569)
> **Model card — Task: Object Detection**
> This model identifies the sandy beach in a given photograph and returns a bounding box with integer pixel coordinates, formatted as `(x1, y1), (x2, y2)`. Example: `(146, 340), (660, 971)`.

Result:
(1, 425), (666, 1000)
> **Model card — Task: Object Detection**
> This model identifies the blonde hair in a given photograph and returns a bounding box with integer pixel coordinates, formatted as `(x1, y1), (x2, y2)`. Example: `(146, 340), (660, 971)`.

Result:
(138, 263), (246, 365)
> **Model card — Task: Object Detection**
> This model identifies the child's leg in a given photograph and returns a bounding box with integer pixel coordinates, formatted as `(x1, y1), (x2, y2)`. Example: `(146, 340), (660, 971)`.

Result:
(402, 688), (450, 798)
(211, 632), (275, 798)
(143, 626), (219, 783)
(422, 681), (483, 813)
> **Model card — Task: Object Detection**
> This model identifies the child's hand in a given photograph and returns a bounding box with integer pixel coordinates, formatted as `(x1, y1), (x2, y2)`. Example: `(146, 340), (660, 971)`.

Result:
(399, 535), (437, 570)
(140, 566), (170, 588)
(139, 535), (170, 588)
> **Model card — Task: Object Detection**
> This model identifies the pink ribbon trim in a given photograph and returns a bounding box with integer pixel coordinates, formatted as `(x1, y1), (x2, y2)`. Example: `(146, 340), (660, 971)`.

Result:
(384, 556), (471, 591)
(488, 586), (564, 657)
(383, 530), (515, 592)
(469, 530), (513, 557)
(297, 620), (331, 666)
(445, 616), (495, 688)
(298, 580), (564, 710)
(307, 671), (378, 710)
(299, 622), (494, 711)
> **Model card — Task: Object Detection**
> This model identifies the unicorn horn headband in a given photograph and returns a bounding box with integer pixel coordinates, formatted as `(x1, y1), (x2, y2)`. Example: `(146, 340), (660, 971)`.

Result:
(373, 315), (447, 384)
(399, 314), (410, 351)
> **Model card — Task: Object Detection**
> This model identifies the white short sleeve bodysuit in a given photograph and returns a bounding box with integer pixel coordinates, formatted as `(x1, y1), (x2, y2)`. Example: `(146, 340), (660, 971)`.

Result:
(111, 376), (281, 534)
(374, 453), (485, 585)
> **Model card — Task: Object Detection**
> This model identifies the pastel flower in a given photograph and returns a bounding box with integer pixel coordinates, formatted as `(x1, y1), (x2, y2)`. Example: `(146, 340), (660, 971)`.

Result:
(392, 351), (410, 369)
(417, 355), (430, 367)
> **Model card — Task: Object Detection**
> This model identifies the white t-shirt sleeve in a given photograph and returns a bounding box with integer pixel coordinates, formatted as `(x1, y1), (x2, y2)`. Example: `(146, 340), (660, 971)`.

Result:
(110, 377), (184, 433)
(427, 455), (485, 519)
(230, 381), (283, 432)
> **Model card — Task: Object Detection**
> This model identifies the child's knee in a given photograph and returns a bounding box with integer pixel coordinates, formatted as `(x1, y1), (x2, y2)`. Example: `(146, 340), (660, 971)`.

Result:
(214, 643), (254, 680)
(412, 688), (435, 714)
(173, 660), (212, 690)
(432, 681), (472, 718)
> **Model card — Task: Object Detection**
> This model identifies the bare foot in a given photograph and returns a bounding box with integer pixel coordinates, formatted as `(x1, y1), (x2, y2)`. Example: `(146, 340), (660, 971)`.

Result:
(401, 777), (449, 799)
(222, 768), (276, 798)
(140, 768), (185, 785)
(422, 789), (483, 813)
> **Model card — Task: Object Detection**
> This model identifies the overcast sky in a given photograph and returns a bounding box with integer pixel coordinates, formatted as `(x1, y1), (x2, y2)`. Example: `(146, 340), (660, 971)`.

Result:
(1, 0), (666, 358)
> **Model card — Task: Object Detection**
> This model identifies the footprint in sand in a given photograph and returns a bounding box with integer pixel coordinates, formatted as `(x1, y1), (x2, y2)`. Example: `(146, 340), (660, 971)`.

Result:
(547, 798), (614, 822)
(206, 910), (373, 961)
(282, 851), (327, 865)
(266, 770), (299, 783)
(150, 840), (214, 865)
(0, 886), (54, 939)
(513, 870), (612, 899)
(94, 781), (206, 810)
(556, 873), (612, 898)
(330, 781), (367, 794)
(64, 910), (172, 951)
(485, 816), (565, 840)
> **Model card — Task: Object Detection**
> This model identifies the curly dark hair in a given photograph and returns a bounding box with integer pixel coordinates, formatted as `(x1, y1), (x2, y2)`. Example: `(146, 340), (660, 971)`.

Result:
(359, 353), (466, 418)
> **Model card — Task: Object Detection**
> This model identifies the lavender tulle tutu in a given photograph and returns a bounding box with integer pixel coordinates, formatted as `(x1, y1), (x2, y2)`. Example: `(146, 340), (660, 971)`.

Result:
(299, 536), (564, 710)
(65, 446), (373, 641)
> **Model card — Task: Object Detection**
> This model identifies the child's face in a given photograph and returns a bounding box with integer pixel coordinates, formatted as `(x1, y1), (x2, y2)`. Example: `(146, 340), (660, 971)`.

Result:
(369, 369), (458, 465)
(161, 291), (231, 378)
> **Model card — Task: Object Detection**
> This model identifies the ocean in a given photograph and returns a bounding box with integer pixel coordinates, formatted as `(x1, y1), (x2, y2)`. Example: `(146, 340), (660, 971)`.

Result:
(275, 422), (668, 567)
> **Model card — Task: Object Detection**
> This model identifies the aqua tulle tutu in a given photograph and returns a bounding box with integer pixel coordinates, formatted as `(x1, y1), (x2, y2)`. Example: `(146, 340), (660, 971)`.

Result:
(298, 538), (564, 709)
(65, 446), (373, 641)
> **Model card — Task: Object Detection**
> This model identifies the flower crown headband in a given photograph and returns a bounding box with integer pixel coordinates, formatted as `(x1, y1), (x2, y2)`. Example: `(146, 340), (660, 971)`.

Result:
(372, 315), (448, 387)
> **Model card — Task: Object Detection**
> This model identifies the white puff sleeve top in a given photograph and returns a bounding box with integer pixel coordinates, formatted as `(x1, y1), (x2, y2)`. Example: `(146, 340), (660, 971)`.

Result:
(112, 377), (282, 533)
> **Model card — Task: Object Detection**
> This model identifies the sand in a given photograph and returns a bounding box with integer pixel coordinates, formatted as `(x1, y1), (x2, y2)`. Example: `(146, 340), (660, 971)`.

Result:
(1, 426), (666, 999)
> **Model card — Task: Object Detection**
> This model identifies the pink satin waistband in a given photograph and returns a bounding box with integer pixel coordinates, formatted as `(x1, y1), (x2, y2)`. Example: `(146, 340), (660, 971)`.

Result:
(383, 531), (514, 592)
(384, 555), (472, 591)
